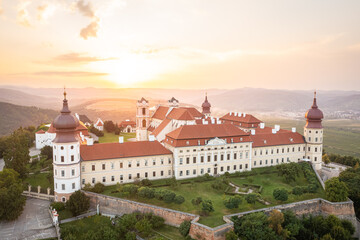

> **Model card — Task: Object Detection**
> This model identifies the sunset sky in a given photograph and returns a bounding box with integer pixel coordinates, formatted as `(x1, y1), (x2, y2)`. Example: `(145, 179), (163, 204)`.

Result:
(0, 0), (359, 90)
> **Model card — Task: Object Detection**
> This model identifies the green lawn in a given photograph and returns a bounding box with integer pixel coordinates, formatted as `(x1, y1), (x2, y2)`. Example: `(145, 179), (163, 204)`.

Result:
(24, 172), (53, 190)
(58, 209), (73, 221)
(263, 118), (360, 158)
(102, 166), (325, 228)
(98, 131), (136, 143)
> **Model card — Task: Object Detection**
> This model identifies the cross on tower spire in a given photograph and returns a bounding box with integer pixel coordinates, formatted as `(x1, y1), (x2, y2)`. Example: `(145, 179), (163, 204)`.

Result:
(63, 86), (67, 100)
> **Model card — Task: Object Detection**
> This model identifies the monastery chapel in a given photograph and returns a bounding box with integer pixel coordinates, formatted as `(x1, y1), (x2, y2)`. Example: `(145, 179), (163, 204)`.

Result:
(51, 91), (323, 202)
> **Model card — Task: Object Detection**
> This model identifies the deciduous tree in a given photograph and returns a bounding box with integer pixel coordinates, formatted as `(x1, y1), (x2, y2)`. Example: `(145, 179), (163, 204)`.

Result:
(325, 177), (348, 202)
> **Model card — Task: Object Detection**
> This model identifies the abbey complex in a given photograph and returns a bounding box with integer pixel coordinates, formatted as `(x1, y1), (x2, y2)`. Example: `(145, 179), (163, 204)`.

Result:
(41, 91), (323, 202)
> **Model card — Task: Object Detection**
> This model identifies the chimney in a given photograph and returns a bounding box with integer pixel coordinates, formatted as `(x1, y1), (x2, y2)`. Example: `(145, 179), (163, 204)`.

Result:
(292, 127), (296, 133)
(251, 129), (256, 135)
(243, 113), (246, 117)
(275, 125), (280, 131)
(87, 138), (94, 146)
(149, 135), (155, 141)
(260, 122), (265, 129)
(119, 136), (124, 143)
(211, 118), (215, 124)
(204, 120), (208, 125)
(234, 112), (238, 117)
(238, 112), (241, 117)
(272, 129), (276, 134)
(229, 112), (232, 116)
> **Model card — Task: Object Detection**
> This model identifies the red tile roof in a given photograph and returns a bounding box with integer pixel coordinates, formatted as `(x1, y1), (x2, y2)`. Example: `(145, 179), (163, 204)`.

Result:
(152, 106), (169, 120)
(147, 125), (155, 132)
(80, 141), (172, 161)
(250, 127), (305, 147)
(152, 118), (171, 136)
(36, 130), (45, 134)
(167, 108), (195, 121)
(120, 120), (136, 128)
(166, 124), (249, 140)
(95, 120), (103, 126)
(220, 113), (262, 124)
(181, 107), (203, 118)
(47, 123), (56, 133)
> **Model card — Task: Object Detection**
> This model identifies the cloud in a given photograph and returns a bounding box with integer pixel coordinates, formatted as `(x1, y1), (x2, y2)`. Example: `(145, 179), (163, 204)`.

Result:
(39, 52), (116, 65)
(80, 19), (99, 39)
(17, 0), (32, 27)
(37, 3), (56, 22)
(32, 71), (108, 77)
(77, 0), (95, 18)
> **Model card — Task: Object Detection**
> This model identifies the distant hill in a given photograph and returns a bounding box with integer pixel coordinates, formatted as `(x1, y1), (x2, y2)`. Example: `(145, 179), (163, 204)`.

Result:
(0, 102), (58, 136)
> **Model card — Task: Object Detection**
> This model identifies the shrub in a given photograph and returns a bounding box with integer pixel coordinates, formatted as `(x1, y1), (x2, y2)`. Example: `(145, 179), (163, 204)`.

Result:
(273, 188), (288, 201)
(224, 195), (242, 209)
(135, 218), (152, 237)
(121, 184), (139, 196)
(138, 187), (155, 199)
(179, 220), (191, 236)
(292, 186), (304, 195)
(174, 195), (185, 204)
(51, 202), (65, 211)
(141, 179), (152, 186)
(92, 182), (105, 193)
(225, 230), (238, 240)
(191, 197), (203, 206)
(163, 191), (176, 203)
(211, 178), (228, 191)
(146, 214), (165, 229)
(125, 231), (136, 240)
(66, 190), (90, 216)
(201, 200), (214, 215)
(245, 193), (257, 204)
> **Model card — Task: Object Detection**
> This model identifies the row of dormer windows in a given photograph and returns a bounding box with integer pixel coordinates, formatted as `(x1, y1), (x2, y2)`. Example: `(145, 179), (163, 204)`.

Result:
(179, 145), (248, 153)
(178, 152), (248, 165)
(254, 146), (304, 156)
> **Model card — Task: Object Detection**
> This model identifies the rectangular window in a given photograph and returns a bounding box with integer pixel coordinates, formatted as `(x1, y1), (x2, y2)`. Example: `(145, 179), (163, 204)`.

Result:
(193, 157), (196, 164)
(137, 173), (140, 178)
(254, 161), (256, 166)
(71, 169), (75, 176)
(186, 170), (190, 176)
(180, 171), (183, 176)
(240, 153), (242, 159)
(71, 155), (74, 162)
(120, 162), (123, 168)
(153, 171), (156, 177)
(111, 176), (115, 181)
(92, 178), (95, 184)
(161, 171), (164, 176)
(81, 166), (85, 172)
(120, 175), (123, 181)
(208, 155), (211, 162)
(137, 161), (140, 167)
(92, 165), (95, 171)
(186, 157), (190, 164)
(168, 158), (171, 164)
(245, 164), (248, 168)
(214, 155), (217, 161)
(153, 159), (156, 165)
(233, 165), (236, 170)
(102, 177), (106, 182)
(246, 152), (248, 158)
(207, 168), (211, 173)
(234, 153), (237, 159)
(145, 172), (148, 178)
(111, 162), (114, 169)
(82, 179), (85, 184)
(227, 154), (230, 160)
(102, 164), (105, 170)
(62, 184), (65, 190)
(161, 159), (164, 165)
(240, 164), (242, 169)
(201, 156), (204, 163)
(220, 166), (224, 172)
(61, 156), (64, 162)
(201, 169), (204, 174)
(128, 162), (132, 168)
(193, 169), (196, 175)
(61, 170), (65, 177)
(72, 183), (75, 189)
(179, 158), (183, 165)
(221, 154), (224, 161)
(227, 166), (230, 171)
(168, 170), (171, 175)
(129, 174), (132, 180)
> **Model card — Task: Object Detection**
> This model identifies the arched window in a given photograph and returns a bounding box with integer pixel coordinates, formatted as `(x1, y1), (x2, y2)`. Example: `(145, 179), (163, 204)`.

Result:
(61, 197), (66, 202)
(142, 108), (146, 115)
(142, 119), (146, 128)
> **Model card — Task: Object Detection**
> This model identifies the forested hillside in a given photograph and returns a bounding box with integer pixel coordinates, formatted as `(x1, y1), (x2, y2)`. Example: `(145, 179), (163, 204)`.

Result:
(0, 102), (58, 136)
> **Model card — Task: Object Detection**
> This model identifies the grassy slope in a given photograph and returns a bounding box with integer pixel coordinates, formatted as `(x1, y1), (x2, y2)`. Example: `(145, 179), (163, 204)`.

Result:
(102, 167), (325, 227)
(98, 131), (136, 143)
(263, 118), (360, 158)
(24, 172), (52, 190)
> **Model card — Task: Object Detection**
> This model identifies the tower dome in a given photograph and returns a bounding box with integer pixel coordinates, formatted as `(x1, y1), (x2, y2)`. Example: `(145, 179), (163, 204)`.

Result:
(305, 91), (323, 128)
(202, 93), (211, 115)
(53, 90), (79, 143)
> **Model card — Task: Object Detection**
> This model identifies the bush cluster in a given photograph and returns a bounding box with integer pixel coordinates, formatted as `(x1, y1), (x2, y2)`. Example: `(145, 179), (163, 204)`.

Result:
(211, 177), (229, 191)
(51, 202), (65, 211)
(83, 182), (105, 193)
(223, 195), (242, 209)
(273, 188), (288, 201)
(89, 125), (104, 137)
(301, 162), (320, 193)
(120, 185), (185, 204)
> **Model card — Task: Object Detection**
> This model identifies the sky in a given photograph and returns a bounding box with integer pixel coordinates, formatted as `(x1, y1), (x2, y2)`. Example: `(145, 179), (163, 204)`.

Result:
(0, 0), (359, 90)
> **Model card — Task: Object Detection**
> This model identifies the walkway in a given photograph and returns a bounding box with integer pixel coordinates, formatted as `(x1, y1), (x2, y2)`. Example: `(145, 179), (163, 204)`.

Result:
(0, 198), (56, 240)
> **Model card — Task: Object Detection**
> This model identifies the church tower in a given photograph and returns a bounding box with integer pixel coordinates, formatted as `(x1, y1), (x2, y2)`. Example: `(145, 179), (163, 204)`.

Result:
(53, 90), (81, 202)
(201, 93), (211, 117)
(304, 91), (324, 170)
(136, 97), (150, 141)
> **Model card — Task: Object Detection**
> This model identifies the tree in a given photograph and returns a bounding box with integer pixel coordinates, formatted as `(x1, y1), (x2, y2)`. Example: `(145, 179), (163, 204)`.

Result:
(339, 168), (360, 217)
(224, 195), (242, 209)
(225, 230), (238, 240)
(3, 129), (31, 178)
(179, 220), (191, 236)
(276, 163), (300, 182)
(41, 145), (53, 160)
(104, 121), (116, 132)
(273, 188), (288, 201)
(322, 154), (330, 165)
(0, 169), (26, 220)
(135, 218), (152, 237)
(201, 199), (214, 215)
(268, 210), (289, 238)
(66, 190), (90, 216)
(125, 232), (136, 240)
(163, 191), (176, 203)
(191, 197), (203, 206)
(245, 193), (258, 204)
(91, 182), (105, 193)
(325, 177), (348, 202)
(174, 195), (185, 204)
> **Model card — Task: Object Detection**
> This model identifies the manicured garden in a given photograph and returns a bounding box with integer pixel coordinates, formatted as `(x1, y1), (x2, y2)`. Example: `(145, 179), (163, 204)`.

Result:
(101, 163), (326, 227)
(98, 131), (136, 143)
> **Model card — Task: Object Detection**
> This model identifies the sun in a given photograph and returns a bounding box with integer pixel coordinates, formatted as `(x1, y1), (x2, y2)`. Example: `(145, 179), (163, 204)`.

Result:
(92, 53), (169, 86)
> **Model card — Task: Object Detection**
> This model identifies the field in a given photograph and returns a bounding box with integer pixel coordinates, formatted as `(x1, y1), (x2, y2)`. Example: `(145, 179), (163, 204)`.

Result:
(98, 131), (136, 143)
(263, 118), (360, 158)
(102, 166), (325, 227)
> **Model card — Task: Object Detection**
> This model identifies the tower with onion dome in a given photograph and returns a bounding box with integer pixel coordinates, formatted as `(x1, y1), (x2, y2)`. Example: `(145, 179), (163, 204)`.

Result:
(201, 93), (211, 117)
(304, 91), (324, 170)
(53, 90), (81, 202)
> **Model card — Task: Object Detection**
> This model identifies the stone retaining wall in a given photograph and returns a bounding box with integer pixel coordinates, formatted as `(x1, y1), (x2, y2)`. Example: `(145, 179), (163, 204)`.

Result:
(83, 191), (358, 239)
(83, 191), (197, 227)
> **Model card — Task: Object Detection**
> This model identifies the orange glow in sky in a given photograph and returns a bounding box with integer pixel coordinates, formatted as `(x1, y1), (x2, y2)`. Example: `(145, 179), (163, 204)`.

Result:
(0, 0), (360, 90)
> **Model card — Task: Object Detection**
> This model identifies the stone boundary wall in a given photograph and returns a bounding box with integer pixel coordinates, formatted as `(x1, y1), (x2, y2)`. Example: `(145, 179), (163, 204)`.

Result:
(83, 191), (197, 227)
(312, 164), (325, 189)
(83, 191), (358, 239)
